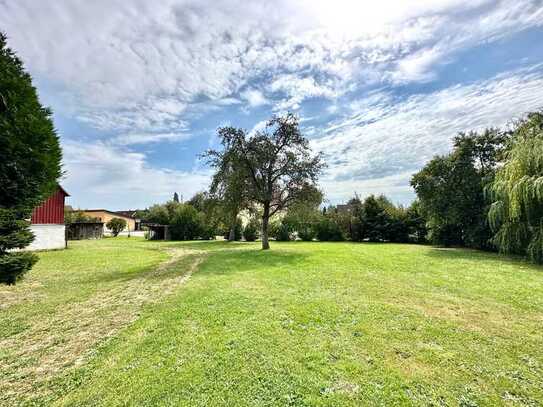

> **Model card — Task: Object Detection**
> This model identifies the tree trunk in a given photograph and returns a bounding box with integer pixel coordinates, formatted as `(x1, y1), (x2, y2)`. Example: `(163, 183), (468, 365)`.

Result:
(228, 212), (238, 241)
(261, 202), (270, 250)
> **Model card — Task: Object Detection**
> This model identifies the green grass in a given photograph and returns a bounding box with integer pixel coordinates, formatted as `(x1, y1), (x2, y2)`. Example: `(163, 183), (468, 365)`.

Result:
(2, 239), (543, 405)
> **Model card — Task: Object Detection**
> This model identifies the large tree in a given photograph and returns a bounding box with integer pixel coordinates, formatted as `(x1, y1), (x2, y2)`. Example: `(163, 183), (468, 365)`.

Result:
(0, 33), (62, 284)
(205, 113), (324, 249)
(411, 129), (507, 249)
(488, 112), (543, 263)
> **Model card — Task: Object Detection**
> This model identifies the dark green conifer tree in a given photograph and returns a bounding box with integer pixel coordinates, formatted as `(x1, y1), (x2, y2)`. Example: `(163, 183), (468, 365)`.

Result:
(0, 33), (62, 284)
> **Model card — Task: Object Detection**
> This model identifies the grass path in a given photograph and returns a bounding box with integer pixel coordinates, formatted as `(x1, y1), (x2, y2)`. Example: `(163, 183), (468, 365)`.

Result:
(0, 239), (204, 405)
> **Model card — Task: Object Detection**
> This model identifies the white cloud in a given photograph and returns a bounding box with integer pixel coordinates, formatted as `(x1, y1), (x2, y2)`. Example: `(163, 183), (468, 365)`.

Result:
(2, 0), (542, 131)
(390, 47), (445, 84)
(112, 132), (192, 146)
(240, 88), (267, 107)
(313, 65), (543, 204)
(2, 0), (543, 208)
(269, 74), (341, 110)
(62, 140), (210, 210)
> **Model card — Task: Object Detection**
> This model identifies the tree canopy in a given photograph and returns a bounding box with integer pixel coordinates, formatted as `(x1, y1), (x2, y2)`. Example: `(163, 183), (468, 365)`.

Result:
(0, 33), (62, 210)
(204, 113), (325, 249)
(205, 146), (251, 241)
(106, 218), (127, 237)
(411, 129), (508, 248)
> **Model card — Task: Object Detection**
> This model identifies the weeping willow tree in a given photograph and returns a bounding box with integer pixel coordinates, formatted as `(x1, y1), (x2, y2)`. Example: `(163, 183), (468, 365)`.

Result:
(488, 112), (543, 263)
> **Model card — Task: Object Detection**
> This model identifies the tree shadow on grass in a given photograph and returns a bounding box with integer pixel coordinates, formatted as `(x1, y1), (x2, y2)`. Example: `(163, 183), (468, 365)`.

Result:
(180, 242), (311, 277)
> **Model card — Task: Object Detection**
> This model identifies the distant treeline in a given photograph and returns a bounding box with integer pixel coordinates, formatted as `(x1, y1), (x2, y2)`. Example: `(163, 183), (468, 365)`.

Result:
(268, 195), (426, 244)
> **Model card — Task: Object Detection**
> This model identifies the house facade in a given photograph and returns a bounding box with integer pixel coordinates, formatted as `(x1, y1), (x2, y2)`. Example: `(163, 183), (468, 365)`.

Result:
(115, 210), (142, 230)
(80, 209), (136, 233)
(28, 186), (69, 250)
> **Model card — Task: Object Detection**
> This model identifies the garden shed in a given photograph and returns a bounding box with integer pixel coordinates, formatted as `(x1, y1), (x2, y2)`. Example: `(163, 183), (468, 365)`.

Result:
(66, 222), (104, 240)
(145, 224), (170, 240)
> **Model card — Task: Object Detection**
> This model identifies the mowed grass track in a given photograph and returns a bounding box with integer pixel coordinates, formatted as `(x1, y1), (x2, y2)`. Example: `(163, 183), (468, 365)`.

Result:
(0, 238), (203, 405)
(2, 239), (543, 405)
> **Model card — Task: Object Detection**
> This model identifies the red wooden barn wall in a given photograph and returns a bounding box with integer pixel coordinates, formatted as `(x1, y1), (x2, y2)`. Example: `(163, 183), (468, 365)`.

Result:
(31, 187), (68, 224)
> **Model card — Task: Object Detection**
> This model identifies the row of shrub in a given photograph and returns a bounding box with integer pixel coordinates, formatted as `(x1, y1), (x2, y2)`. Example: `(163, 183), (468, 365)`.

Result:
(268, 195), (426, 243)
(138, 191), (427, 244)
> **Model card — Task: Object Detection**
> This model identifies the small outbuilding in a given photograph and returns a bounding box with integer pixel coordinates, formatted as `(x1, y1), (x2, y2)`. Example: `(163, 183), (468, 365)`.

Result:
(145, 224), (170, 240)
(28, 186), (69, 250)
(66, 222), (104, 240)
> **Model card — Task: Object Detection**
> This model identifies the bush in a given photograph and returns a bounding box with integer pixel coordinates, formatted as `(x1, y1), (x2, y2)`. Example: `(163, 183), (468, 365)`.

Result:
(405, 200), (428, 244)
(271, 221), (292, 241)
(106, 218), (127, 237)
(170, 204), (202, 240)
(141, 200), (220, 240)
(298, 227), (316, 242)
(243, 218), (259, 241)
(315, 216), (344, 241)
(0, 209), (38, 284)
(283, 203), (322, 242)
(344, 195), (418, 243)
(198, 212), (216, 240)
(429, 223), (463, 247)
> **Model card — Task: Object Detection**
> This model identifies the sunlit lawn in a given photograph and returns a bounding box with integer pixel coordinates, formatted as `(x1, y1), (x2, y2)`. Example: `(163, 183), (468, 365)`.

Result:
(1, 238), (542, 405)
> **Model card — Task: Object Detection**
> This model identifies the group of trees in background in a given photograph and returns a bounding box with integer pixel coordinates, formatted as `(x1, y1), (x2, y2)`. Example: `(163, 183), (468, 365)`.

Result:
(139, 192), (259, 242)
(412, 111), (543, 264)
(143, 197), (217, 240)
(411, 128), (508, 250)
(270, 194), (426, 244)
(142, 110), (543, 265)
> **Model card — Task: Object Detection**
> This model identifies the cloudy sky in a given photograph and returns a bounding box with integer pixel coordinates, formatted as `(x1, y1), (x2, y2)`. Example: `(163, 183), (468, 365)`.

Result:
(2, 0), (543, 210)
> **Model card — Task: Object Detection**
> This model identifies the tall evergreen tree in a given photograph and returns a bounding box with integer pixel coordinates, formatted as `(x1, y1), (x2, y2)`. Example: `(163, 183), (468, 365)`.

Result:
(0, 33), (62, 284)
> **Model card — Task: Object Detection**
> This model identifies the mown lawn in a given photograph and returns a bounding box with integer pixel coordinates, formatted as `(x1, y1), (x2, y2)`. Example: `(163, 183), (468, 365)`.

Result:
(2, 239), (543, 406)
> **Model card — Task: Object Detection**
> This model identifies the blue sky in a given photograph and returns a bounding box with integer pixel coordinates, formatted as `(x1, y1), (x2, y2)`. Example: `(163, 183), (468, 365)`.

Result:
(2, 0), (543, 210)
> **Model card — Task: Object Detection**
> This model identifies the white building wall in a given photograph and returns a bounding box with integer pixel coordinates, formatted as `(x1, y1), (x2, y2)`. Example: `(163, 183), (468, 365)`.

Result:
(27, 224), (66, 251)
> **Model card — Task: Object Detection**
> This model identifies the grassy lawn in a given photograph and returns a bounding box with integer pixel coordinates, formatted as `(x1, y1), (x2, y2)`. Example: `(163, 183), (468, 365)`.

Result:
(1, 239), (543, 405)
